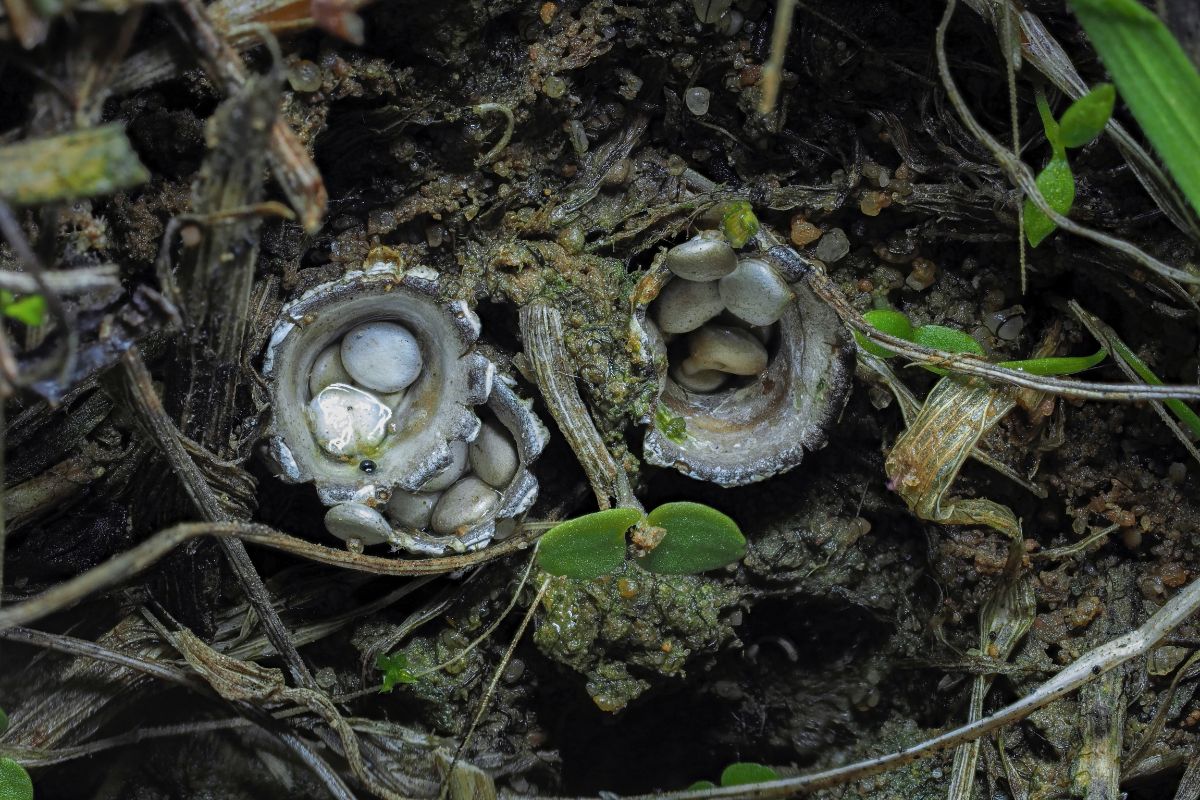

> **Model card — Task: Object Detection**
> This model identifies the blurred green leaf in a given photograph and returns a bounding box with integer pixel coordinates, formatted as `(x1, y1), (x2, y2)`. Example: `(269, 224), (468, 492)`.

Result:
(1070, 0), (1200, 216)
(1024, 156), (1076, 247)
(375, 652), (418, 692)
(0, 708), (8, 735)
(0, 124), (149, 206)
(686, 781), (717, 791)
(639, 502), (745, 575)
(536, 508), (642, 579)
(2, 295), (46, 327)
(854, 309), (914, 358)
(1058, 83), (1116, 148)
(719, 762), (779, 787)
(0, 757), (32, 800)
(998, 349), (1106, 376)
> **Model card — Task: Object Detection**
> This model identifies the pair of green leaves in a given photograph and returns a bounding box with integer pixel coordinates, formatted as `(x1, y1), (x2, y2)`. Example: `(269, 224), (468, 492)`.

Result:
(1024, 83), (1115, 247)
(376, 652), (419, 692)
(688, 762), (780, 791)
(0, 292), (45, 327)
(0, 707), (33, 800)
(855, 308), (1106, 376)
(536, 502), (745, 581)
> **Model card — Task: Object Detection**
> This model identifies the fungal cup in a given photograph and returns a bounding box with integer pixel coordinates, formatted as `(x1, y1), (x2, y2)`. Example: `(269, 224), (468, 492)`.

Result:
(633, 228), (854, 486)
(262, 257), (547, 555)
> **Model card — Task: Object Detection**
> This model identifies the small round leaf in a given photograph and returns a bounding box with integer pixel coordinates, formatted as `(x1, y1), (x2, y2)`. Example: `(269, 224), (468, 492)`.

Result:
(639, 502), (745, 575)
(1023, 156), (1075, 247)
(720, 762), (779, 787)
(0, 757), (33, 800)
(537, 508), (642, 579)
(1058, 83), (1115, 149)
(686, 780), (717, 791)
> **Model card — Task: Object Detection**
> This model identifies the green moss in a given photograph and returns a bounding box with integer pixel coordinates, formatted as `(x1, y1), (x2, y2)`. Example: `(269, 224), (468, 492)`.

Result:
(533, 563), (741, 711)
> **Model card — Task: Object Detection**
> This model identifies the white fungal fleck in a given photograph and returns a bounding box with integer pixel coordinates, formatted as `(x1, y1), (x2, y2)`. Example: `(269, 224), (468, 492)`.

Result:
(685, 87), (711, 116)
(308, 384), (392, 457)
(309, 344), (354, 397)
(420, 440), (470, 492)
(654, 278), (724, 334)
(386, 490), (440, 530)
(719, 257), (794, 326)
(340, 321), (423, 394)
(665, 235), (737, 281)
(325, 502), (392, 546)
(684, 324), (769, 375)
(469, 420), (520, 488)
(431, 476), (500, 535)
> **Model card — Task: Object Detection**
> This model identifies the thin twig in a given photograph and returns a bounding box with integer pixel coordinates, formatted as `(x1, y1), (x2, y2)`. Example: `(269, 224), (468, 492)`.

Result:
(438, 575), (551, 800)
(0, 265), (119, 295)
(0, 520), (543, 633)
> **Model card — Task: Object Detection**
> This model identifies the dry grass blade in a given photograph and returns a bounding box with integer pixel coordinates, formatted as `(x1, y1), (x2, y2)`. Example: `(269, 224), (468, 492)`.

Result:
(886, 376), (1022, 542)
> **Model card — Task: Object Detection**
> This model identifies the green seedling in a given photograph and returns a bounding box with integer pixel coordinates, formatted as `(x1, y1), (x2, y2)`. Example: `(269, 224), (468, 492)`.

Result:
(0, 292), (45, 327)
(1070, 0), (1200, 216)
(375, 652), (419, 692)
(1023, 83), (1115, 246)
(687, 762), (781, 791)
(536, 501), (745, 581)
(855, 308), (1107, 377)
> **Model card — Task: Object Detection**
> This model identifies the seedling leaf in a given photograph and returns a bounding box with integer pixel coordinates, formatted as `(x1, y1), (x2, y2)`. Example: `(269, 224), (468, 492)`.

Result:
(537, 508), (642, 579)
(2, 295), (46, 327)
(1070, 0), (1200, 216)
(912, 325), (984, 357)
(720, 762), (780, 786)
(855, 309), (914, 358)
(639, 502), (745, 575)
(0, 757), (33, 800)
(686, 781), (717, 791)
(997, 349), (1106, 376)
(1023, 156), (1075, 247)
(1058, 83), (1115, 148)
(375, 652), (418, 692)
